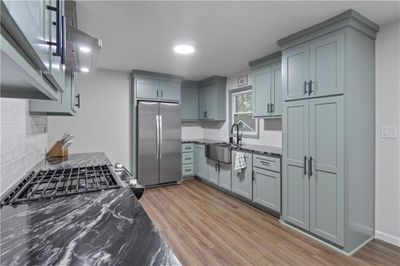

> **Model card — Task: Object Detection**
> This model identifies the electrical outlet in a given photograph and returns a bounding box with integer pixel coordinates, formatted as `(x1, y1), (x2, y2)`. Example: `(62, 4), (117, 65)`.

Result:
(381, 126), (398, 139)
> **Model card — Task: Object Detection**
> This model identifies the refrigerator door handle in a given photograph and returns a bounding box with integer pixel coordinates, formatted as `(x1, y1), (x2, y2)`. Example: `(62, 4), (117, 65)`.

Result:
(156, 115), (160, 159)
(159, 115), (163, 159)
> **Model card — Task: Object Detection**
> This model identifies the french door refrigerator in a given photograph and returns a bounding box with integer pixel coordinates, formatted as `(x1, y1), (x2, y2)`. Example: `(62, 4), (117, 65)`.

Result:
(138, 101), (181, 186)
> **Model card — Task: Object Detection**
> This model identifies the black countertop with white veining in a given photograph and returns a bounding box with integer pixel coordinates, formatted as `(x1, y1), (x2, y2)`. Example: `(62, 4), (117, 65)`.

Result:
(0, 153), (180, 266)
(182, 139), (282, 156)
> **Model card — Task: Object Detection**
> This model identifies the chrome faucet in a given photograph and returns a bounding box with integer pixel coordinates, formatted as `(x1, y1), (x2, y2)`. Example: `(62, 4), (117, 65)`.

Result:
(230, 123), (242, 146)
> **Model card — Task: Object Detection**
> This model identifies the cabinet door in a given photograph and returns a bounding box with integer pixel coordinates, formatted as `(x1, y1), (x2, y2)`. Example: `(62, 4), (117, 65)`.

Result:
(206, 85), (218, 119)
(195, 145), (207, 180)
(231, 151), (253, 200)
(253, 168), (281, 212)
(309, 96), (344, 245)
(198, 87), (208, 119)
(218, 162), (232, 191)
(309, 33), (344, 98)
(282, 100), (310, 230)
(253, 67), (271, 117)
(136, 78), (159, 100)
(181, 84), (198, 120)
(271, 63), (283, 116)
(160, 81), (181, 101)
(282, 44), (309, 101)
(208, 159), (219, 185)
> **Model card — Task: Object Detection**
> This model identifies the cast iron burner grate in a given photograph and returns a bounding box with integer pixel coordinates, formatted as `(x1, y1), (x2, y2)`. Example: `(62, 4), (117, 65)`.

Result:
(1, 165), (120, 206)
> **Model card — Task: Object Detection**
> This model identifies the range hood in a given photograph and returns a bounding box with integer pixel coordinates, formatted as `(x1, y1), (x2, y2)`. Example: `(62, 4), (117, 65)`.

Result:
(65, 0), (102, 73)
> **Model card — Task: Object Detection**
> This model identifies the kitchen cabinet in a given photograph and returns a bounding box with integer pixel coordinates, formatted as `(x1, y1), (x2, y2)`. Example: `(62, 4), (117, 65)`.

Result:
(198, 76), (227, 120)
(253, 167), (280, 212)
(250, 52), (282, 117)
(29, 70), (79, 115)
(132, 71), (182, 102)
(194, 144), (208, 180)
(181, 81), (199, 120)
(207, 159), (219, 185)
(181, 144), (194, 177)
(279, 10), (378, 252)
(1, 0), (66, 99)
(231, 151), (253, 200)
(218, 162), (231, 191)
(282, 33), (344, 101)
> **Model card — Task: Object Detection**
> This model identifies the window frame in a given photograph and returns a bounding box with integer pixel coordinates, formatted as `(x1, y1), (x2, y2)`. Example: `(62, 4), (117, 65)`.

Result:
(229, 86), (259, 139)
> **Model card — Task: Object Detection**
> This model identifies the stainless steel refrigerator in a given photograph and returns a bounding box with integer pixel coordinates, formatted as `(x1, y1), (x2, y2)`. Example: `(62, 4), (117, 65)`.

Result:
(137, 101), (181, 186)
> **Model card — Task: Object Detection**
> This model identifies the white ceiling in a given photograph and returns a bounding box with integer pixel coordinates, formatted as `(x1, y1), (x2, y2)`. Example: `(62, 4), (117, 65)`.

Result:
(77, 1), (400, 80)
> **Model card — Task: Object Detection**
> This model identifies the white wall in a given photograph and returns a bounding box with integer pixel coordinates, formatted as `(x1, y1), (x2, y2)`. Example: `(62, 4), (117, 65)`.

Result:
(182, 122), (204, 140)
(375, 19), (400, 246)
(202, 69), (282, 147)
(0, 99), (47, 195)
(48, 69), (132, 171)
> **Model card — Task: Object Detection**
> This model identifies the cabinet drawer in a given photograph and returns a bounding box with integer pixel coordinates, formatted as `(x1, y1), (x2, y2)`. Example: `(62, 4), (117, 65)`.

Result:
(182, 152), (194, 164)
(182, 164), (194, 176)
(253, 155), (280, 172)
(182, 143), (194, 153)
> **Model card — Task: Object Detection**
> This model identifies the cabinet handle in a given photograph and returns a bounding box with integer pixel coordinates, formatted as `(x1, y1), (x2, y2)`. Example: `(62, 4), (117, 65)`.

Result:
(304, 156), (307, 176)
(308, 80), (314, 95)
(205, 111), (207, 118)
(46, 0), (63, 62)
(308, 156), (313, 177)
(218, 163), (220, 172)
(304, 81), (308, 95)
(271, 103), (275, 113)
(161, 90), (163, 98)
(215, 163), (218, 172)
(75, 94), (80, 108)
(267, 103), (271, 113)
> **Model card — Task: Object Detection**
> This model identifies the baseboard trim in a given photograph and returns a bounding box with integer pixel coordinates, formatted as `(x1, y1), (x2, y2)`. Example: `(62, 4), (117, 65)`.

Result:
(375, 230), (400, 247)
(279, 220), (374, 256)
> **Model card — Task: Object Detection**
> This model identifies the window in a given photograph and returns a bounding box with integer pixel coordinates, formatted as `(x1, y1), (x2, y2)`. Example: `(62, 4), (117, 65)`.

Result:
(230, 87), (259, 138)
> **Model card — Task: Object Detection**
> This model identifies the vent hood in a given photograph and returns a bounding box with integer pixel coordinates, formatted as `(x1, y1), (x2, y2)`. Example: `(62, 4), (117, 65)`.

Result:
(65, 0), (102, 73)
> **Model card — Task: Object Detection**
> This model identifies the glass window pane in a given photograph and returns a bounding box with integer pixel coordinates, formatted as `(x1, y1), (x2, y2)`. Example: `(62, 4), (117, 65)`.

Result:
(235, 92), (252, 113)
(234, 113), (256, 132)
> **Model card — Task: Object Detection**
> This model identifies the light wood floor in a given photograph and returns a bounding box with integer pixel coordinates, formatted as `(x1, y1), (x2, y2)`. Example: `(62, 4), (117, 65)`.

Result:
(140, 179), (400, 266)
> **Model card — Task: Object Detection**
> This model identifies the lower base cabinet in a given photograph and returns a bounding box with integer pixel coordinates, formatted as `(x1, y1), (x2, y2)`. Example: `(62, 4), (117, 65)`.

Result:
(218, 162), (231, 191)
(208, 159), (219, 185)
(194, 144), (208, 180)
(231, 151), (253, 200)
(253, 167), (280, 212)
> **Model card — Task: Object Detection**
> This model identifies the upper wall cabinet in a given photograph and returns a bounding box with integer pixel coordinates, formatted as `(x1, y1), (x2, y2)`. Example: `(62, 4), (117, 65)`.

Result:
(132, 70), (182, 102)
(281, 32), (344, 101)
(198, 76), (227, 121)
(249, 52), (282, 117)
(1, 0), (66, 99)
(181, 80), (199, 121)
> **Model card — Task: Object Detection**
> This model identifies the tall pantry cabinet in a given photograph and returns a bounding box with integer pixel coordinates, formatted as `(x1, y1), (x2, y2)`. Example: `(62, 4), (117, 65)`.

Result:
(278, 10), (379, 253)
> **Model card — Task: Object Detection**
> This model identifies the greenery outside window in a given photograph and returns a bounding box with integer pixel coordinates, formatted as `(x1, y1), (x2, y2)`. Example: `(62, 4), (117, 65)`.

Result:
(229, 86), (259, 139)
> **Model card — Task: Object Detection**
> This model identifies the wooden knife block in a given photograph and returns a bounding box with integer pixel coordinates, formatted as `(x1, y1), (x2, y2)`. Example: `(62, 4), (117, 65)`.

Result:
(47, 141), (68, 158)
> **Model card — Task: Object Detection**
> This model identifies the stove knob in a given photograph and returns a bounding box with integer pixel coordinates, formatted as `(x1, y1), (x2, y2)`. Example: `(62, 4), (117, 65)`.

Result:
(115, 163), (123, 169)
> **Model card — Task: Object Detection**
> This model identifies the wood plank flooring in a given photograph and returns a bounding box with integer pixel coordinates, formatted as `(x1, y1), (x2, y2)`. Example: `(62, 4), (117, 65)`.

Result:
(140, 179), (400, 265)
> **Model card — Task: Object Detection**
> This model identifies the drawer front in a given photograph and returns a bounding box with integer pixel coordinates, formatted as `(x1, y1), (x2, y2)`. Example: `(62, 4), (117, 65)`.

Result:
(182, 164), (194, 176)
(253, 155), (281, 172)
(182, 152), (194, 164)
(182, 143), (194, 153)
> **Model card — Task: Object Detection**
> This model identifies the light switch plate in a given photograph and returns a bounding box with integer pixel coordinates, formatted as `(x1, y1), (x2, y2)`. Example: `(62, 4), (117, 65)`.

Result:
(381, 126), (398, 139)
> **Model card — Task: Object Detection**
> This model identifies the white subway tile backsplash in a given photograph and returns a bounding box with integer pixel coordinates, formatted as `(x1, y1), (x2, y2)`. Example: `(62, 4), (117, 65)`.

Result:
(0, 98), (47, 195)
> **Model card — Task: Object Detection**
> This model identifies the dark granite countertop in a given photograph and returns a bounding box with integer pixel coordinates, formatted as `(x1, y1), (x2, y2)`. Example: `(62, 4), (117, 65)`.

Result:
(1, 152), (180, 266)
(182, 139), (282, 156)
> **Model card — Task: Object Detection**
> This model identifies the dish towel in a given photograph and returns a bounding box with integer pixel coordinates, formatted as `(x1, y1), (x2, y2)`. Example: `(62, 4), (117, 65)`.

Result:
(234, 152), (247, 172)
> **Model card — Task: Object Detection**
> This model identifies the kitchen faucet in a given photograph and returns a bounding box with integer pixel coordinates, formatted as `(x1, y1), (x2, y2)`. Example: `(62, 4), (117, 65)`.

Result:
(230, 123), (242, 146)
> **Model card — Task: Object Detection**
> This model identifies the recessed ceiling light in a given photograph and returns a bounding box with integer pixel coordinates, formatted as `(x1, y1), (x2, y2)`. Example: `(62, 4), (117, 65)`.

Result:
(79, 46), (91, 53)
(80, 67), (89, 73)
(173, 45), (195, 55)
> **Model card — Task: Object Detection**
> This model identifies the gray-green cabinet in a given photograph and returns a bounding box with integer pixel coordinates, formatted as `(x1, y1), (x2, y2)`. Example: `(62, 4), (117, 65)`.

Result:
(182, 143), (194, 177)
(194, 144), (208, 180)
(279, 9), (378, 252)
(253, 167), (280, 211)
(218, 162), (232, 191)
(198, 76), (227, 120)
(181, 81), (199, 120)
(29, 70), (79, 115)
(208, 159), (219, 185)
(282, 32), (344, 101)
(250, 52), (282, 117)
(132, 72), (182, 102)
(231, 151), (253, 200)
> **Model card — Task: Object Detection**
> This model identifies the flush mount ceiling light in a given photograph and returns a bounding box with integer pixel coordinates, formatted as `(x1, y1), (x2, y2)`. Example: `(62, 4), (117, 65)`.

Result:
(173, 44), (195, 55)
(80, 67), (89, 73)
(79, 46), (91, 53)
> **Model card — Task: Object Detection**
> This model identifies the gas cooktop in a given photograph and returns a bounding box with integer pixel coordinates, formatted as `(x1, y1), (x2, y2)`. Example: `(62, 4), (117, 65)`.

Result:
(1, 164), (120, 206)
